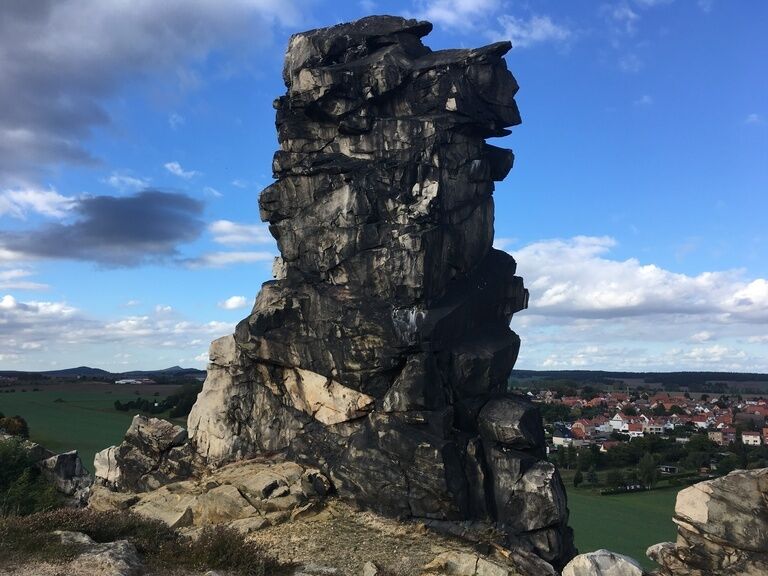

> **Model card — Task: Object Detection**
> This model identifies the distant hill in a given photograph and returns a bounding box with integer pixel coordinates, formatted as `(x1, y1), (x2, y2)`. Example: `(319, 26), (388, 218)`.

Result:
(0, 365), (207, 380)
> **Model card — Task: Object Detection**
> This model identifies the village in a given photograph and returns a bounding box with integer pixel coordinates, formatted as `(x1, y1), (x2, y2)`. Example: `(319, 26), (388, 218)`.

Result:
(514, 382), (768, 486)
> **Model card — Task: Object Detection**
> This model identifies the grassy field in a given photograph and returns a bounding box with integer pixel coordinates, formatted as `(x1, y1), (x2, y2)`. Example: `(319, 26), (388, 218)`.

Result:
(0, 383), (183, 469)
(566, 484), (678, 569)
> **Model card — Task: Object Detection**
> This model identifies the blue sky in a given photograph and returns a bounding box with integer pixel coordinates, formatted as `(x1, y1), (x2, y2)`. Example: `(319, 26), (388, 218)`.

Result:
(0, 0), (766, 372)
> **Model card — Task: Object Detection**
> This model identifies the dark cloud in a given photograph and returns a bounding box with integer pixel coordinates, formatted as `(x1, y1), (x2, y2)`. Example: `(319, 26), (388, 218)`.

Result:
(1, 191), (204, 265)
(0, 0), (308, 184)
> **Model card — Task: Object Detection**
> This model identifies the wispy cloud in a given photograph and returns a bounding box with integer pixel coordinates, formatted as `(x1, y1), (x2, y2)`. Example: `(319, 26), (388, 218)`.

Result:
(105, 172), (150, 191)
(185, 251), (274, 268)
(164, 161), (200, 179)
(494, 14), (572, 48)
(168, 113), (185, 130)
(0, 269), (48, 291)
(218, 295), (249, 310)
(209, 220), (273, 245)
(633, 94), (653, 106)
(409, 0), (501, 31)
(745, 113), (763, 125)
(0, 187), (77, 219)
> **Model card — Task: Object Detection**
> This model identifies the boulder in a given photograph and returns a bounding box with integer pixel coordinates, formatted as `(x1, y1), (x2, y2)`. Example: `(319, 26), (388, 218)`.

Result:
(647, 468), (768, 576)
(39, 450), (92, 503)
(562, 549), (645, 576)
(94, 415), (195, 492)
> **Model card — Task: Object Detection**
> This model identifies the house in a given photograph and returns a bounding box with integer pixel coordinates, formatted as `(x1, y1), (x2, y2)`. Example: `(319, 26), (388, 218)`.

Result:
(115, 378), (142, 385)
(742, 431), (762, 446)
(658, 464), (679, 475)
(644, 418), (665, 435)
(691, 414), (711, 429)
(610, 413), (628, 431)
(571, 419), (594, 439)
(626, 422), (644, 439)
(763, 427), (768, 444)
(600, 441), (622, 453)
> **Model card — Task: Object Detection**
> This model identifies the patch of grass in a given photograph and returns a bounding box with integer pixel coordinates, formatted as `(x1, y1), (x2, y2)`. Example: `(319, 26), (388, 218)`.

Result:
(566, 485), (678, 570)
(0, 389), (181, 468)
(0, 508), (289, 576)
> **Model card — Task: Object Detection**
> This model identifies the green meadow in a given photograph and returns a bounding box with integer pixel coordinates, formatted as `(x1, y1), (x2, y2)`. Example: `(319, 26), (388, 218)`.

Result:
(566, 485), (678, 570)
(0, 385), (182, 469)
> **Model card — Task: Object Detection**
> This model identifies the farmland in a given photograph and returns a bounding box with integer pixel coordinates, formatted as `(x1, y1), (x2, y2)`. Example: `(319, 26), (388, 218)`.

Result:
(0, 382), (184, 469)
(566, 485), (678, 570)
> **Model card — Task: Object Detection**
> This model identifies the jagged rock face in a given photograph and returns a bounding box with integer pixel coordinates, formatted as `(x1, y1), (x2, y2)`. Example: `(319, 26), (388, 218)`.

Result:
(647, 468), (768, 576)
(188, 15), (573, 568)
(94, 415), (194, 492)
(562, 549), (646, 576)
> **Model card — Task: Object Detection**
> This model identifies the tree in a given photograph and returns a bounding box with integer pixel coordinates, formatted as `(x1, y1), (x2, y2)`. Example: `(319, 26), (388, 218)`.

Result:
(0, 415), (29, 438)
(566, 444), (577, 470)
(638, 453), (657, 488)
(606, 469), (625, 488)
(587, 466), (599, 486)
(573, 469), (584, 488)
(622, 406), (638, 416)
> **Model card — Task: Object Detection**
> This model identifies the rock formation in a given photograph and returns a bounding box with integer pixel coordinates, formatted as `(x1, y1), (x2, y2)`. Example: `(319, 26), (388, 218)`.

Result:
(1, 432), (92, 505)
(647, 468), (768, 576)
(181, 15), (573, 568)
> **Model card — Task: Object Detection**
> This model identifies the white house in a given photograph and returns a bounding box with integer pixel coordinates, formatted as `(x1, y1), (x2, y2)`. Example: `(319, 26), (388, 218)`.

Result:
(742, 431), (762, 446)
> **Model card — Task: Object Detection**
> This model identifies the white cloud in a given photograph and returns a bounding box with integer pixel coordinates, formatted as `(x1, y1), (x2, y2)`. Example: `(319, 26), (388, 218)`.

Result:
(410, 0), (501, 31)
(204, 187), (223, 198)
(231, 179), (250, 189)
(633, 94), (653, 106)
(186, 251), (275, 268)
(618, 53), (643, 73)
(169, 113), (185, 129)
(0, 269), (48, 291)
(164, 161), (200, 179)
(0, 187), (77, 219)
(494, 14), (572, 48)
(106, 173), (149, 191)
(218, 295), (249, 310)
(209, 220), (273, 245)
(604, 3), (641, 35)
(155, 305), (173, 314)
(745, 113), (763, 125)
(506, 236), (768, 371)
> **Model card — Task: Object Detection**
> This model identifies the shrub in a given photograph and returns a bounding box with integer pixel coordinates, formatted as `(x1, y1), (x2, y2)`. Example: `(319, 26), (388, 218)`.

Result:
(0, 509), (288, 575)
(0, 438), (61, 515)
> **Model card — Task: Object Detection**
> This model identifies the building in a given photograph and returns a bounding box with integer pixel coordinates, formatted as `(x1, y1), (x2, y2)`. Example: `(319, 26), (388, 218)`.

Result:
(742, 431), (762, 446)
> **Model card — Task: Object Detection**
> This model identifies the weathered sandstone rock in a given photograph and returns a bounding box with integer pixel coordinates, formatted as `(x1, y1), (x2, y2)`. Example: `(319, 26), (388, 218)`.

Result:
(562, 549), (646, 576)
(91, 458), (330, 533)
(94, 415), (194, 492)
(647, 468), (768, 576)
(185, 15), (573, 569)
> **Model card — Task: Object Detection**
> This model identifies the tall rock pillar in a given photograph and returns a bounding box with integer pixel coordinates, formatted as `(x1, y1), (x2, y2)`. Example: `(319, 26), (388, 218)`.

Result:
(188, 15), (574, 568)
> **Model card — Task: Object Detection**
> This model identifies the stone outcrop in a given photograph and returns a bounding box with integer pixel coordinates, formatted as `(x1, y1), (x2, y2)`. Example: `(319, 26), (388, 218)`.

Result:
(185, 15), (573, 568)
(647, 468), (768, 576)
(1, 432), (91, 505)
(90, 457), (330, 534)
(94, 415), (195, 492)
(562, 550), (646, 576)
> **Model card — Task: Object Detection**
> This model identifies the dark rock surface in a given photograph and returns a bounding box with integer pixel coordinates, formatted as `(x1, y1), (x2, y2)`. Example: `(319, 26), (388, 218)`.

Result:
(187, 15), (574, 569)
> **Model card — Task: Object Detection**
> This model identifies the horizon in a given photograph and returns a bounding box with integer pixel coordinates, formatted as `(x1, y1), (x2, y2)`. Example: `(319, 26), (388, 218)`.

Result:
(0, 1), (766, 373)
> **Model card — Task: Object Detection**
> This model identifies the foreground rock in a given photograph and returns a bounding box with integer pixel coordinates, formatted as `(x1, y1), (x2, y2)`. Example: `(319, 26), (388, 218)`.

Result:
(91, 456), (330, 532)
(186, 14), (573, 569)
(562, 549), (646, 576)
(1, 432), (91, 505)
(94, 415), (195, 492)
(647, 468), (768, 576)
